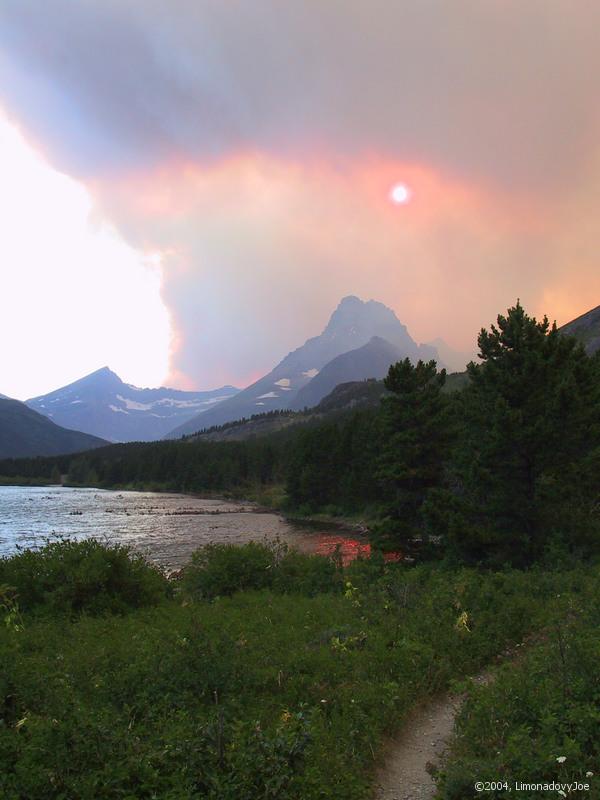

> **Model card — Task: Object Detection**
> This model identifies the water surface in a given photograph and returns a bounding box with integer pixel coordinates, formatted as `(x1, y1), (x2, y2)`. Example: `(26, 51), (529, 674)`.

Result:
(0, 485), (367, 570)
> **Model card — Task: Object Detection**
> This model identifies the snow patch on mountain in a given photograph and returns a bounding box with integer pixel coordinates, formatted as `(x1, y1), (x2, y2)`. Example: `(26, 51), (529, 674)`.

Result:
(198, 395), (236, 406)
(27, 367), (240, 442)
(116, 395), (154, 411)
(155, 397), (206, 408)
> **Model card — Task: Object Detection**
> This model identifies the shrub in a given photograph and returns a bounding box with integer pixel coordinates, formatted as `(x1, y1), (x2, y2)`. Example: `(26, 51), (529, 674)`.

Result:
(182, 541), (276, 599)
(182, 542), (343, 600)
(435, 581), (600, 799)
(345, 551), (388, 589)
(0, 539), (170, 615)
(0, 561), (594, 799)
(272, 550), (341, 596)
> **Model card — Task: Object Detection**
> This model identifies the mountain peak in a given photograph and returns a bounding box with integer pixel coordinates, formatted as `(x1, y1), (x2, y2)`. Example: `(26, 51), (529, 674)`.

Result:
(338, 294), (363, 307)
(68, 366), (124, 391)
(166, 295), (438, 437)
(324, 295), (408, 339)
(89, 366), (121, 380)
(27, 368), (239, 443)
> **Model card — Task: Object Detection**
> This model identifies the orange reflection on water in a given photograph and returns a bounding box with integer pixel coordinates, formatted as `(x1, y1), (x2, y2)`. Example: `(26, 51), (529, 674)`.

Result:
(314, 535), (401, 566)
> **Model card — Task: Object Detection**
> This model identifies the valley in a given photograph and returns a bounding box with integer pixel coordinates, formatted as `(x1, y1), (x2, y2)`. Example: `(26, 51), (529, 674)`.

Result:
(1, 299), (599, 800)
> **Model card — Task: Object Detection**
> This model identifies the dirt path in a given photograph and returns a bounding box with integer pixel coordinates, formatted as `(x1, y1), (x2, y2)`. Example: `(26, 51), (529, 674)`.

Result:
(373, 674), (490, 800)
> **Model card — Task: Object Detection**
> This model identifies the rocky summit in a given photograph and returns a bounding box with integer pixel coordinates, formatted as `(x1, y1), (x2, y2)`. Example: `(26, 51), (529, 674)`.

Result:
(166, 295), (439, 438)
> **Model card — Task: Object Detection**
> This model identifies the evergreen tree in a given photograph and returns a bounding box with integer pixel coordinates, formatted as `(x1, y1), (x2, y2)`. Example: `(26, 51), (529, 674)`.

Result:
(373, 358), (450, 553)
(450, 302), (600, 565)
(286, 423), (343, 511)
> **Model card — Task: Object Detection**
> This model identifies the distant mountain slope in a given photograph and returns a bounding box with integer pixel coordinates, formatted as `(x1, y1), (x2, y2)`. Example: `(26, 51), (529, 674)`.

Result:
(189, 366), (469, 445)
(0, 397), (107, 458)
(27, 367), (238, 443)
(290, 336), (403, 410)
(166, 295), (438, 438)
(190, 379), (390, 443)
(313, 379), (389, 413)
(560, 304), (600, 354)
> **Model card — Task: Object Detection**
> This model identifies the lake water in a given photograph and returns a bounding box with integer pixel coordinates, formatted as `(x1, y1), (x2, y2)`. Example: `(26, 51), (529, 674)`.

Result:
(0, 485), (370, 570)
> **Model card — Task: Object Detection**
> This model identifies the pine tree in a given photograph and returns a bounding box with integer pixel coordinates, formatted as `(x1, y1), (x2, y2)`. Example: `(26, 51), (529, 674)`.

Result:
(373, 358), (451, 553)
(450, 302), (600, 565)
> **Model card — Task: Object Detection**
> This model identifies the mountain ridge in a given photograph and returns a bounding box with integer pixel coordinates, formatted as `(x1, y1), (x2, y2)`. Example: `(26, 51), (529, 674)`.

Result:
(27, 368), (239, 443)
(559, 304), (600, 354)
(165, 295), (439, 438)
(0, 397), (107, 459)
(289, 336), (404, 410)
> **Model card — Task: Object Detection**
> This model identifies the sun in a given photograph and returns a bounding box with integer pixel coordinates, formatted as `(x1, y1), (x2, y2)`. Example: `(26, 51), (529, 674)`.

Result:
(390, 182), (411, 205)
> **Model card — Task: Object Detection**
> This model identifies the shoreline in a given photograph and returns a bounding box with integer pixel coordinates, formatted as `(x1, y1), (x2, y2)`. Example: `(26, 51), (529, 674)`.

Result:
(0, 480), (371, 537)
(0, 484), (372, 571)
(161, 490), (371, 537)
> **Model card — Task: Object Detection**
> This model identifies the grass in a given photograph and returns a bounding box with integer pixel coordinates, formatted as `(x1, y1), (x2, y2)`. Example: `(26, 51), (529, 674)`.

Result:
(0, 541), (597, 799)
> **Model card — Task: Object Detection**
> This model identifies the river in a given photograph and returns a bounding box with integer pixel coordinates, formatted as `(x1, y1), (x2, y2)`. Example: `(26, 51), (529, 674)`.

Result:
(0, 485), (370, 570)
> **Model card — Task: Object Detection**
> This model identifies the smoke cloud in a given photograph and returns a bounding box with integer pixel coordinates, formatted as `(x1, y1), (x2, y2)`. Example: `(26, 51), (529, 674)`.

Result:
(1, 1), (599, 387)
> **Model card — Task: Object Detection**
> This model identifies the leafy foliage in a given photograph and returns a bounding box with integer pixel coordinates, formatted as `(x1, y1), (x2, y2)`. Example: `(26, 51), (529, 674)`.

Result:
(0, 539), (170, 616)
(181, 541), (341, 600)
(436, 586), (600, 799)
(1, 541), (589, 799)
(182, 541), (278, 598)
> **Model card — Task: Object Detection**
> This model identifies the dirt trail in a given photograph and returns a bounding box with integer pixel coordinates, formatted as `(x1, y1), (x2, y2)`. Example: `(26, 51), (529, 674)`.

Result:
(373, 674), (491, 800)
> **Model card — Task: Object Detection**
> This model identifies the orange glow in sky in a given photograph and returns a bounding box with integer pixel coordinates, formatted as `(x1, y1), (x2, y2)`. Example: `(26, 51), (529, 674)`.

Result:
(1, 2), (600, 395)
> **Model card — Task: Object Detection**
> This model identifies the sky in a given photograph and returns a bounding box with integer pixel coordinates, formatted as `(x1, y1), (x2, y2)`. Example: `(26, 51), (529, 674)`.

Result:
(1, 1), (599, 398)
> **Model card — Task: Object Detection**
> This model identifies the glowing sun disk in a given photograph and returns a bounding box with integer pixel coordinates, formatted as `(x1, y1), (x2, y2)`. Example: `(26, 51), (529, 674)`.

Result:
(390, 182), (411, 204)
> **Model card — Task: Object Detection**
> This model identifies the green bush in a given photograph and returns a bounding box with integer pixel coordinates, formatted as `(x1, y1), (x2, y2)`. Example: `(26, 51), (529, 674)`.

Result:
(0, 564), (584, 798)
(0, 540), (596, 799)
(182, 541), (277, 599)
(272, 550), (341, 596)
(182, 542), (343, 600)
(0, 539), (170, 616)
